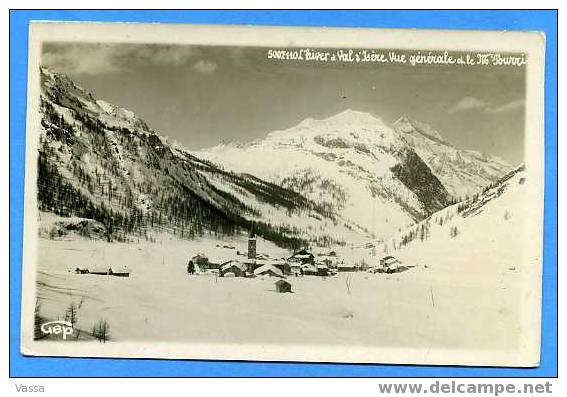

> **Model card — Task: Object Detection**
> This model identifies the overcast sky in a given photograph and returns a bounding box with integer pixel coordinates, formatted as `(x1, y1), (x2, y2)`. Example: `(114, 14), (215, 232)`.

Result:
(42, 42), (526, 165)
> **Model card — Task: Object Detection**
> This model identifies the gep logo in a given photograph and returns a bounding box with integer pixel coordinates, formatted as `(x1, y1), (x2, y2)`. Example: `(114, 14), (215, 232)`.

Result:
(40, 321), (74, 340)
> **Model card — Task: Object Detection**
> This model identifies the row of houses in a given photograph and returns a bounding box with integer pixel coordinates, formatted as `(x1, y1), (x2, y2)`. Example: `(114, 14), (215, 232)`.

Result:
(74, 266), (131, 277)
(188, 245), (339, 278)
(187, 239), (402, 278)
(188, 255), (289, 278)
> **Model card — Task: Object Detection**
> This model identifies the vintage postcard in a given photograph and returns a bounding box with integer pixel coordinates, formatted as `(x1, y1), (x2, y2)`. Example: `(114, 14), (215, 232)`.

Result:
(21, 22), (545, 366)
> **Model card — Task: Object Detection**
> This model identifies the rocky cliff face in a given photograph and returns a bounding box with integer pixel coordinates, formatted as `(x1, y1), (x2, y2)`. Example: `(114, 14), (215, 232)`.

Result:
(393, 115), (511, 198)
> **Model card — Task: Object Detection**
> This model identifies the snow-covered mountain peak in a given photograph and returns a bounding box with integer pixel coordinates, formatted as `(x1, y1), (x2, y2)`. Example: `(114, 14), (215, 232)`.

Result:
(393, 114), (447, 144)
(40, 67), (153, 134)
(256, 108), (400, 153)
(197, 108), (454, 238)
(391, 113), (512, 198)
(198, 105), (514, 235)
(324, 109), (385, 125)
(294, 109), (384, 128)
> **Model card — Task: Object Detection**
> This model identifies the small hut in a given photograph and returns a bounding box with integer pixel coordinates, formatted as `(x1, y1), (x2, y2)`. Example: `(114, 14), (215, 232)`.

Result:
(220, 260), (247, 277)
(316, 255), (334, 268)
(316, 263), (330, 276)
(90, 266), (112, 275)
(275, 279), (292, 293)
(380, 256), (401, 273)
(189, 254), (209, 272)
(189, 254), (229, 272)
(290, 263), (303, 276)
(89, 266), (130, 277)
(301, 263), (318, 276)
(208, 255), (233, 271)
(288, 249), (315, 265)
(109, 266), (131, 277)
(74, 267), (89, 274)
(337, 262), (357, 272)
(270, 259), (291, 275)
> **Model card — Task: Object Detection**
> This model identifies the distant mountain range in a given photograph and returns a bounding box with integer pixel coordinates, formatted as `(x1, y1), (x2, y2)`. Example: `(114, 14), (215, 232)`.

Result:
(37, 68), (513, 247)
(197, 109), (511, 238)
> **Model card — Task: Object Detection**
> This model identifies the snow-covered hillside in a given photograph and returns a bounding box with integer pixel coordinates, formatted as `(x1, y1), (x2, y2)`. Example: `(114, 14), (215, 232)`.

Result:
(197, 109), (510, 239)
(37, 68), (366, 248)
(37, 67), (512, 248)
(32, 194), (531, 363)
(382, 165), (527, 279)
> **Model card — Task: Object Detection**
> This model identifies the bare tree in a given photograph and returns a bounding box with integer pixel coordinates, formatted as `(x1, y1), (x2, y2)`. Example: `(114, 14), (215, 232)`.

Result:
(92, 319), (110, 343)
(34, 299), (44, 340)
(64, 301), (79, 328)
(429, 286), (436, 308)
(450, 226), (459, 238)
(65, 298), (85, 340)
(345, 274), (353, 296)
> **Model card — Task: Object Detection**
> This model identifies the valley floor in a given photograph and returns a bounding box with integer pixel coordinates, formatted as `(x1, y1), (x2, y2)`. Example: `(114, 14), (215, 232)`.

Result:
(34, 235), (525, 353)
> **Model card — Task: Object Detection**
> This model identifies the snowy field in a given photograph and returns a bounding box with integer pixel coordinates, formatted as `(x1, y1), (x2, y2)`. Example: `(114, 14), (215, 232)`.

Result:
(34, 233), (524, 352)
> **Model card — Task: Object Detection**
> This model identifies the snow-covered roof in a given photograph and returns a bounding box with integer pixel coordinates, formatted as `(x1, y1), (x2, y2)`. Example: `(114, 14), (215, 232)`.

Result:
(381, 257), (400, 265)
(111, 266), (131, 274)
(338, 263), (356, 268)
(208, 255), (235, 264)
(221, 261), (247, 272)
(254, 264), (283, 277)
(254, 258), (286, 266)
(292, 249), (313, 256)
(90, 266), (112, 274)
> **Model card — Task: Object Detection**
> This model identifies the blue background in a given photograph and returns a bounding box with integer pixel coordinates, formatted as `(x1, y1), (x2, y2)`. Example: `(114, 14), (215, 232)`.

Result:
(9, 10), (557, 377)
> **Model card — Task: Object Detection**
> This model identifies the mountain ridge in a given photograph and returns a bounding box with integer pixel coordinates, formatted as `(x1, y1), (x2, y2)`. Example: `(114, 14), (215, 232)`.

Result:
(37, 67), (513, 247)
(37, 68), (367, 249)
(197, 109), (454, 238)
(392, 114), (511, 198)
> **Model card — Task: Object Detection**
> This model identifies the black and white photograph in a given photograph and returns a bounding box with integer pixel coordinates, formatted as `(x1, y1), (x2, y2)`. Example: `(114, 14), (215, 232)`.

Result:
(21, 23), (545, 366)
